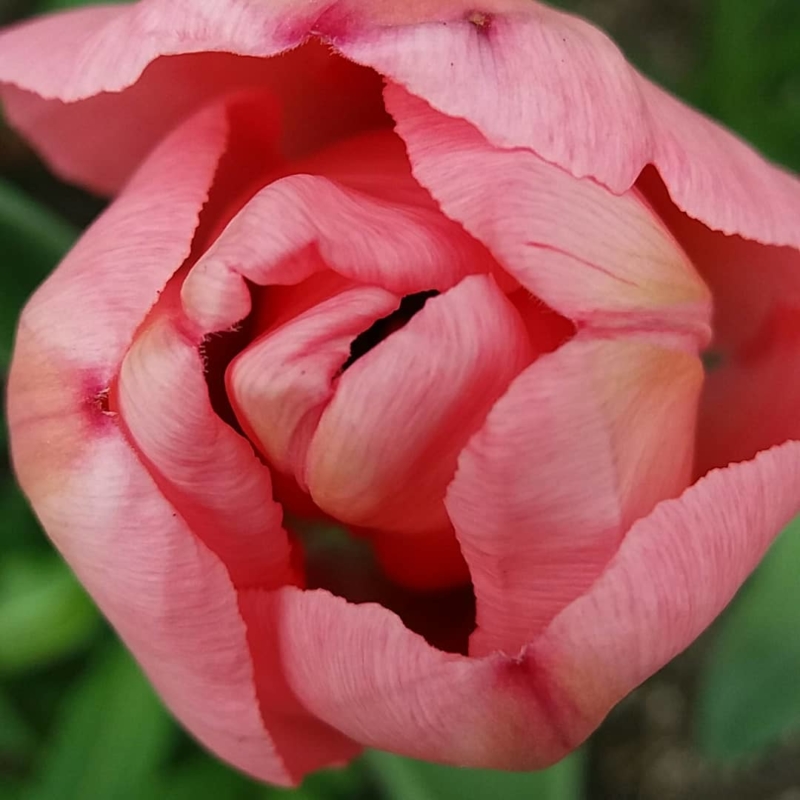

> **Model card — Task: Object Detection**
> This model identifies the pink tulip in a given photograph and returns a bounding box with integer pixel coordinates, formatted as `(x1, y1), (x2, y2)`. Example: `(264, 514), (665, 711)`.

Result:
(3, 0), (800, 784)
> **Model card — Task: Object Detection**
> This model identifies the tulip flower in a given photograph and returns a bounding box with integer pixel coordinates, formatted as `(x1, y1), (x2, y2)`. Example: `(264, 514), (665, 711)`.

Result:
(2, 0), (799, 785)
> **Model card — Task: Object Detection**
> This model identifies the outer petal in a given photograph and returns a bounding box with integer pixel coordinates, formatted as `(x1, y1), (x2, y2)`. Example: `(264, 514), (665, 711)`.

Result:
(9, 414), (295, 784)
(446, 334), (704, 657)
(239, 442), (800, 771)
(305, 274), (533, 533)
(0, 4), (385, 193)
(7, 99), (356, 781)
(5, 1), (800, 245)
(342, 4), (800, 248)
(534, 441), (800, 733)
(116, 311), (295, 589)
(386, 86), (711, 342)
(640, 169), (800, 476)
(240, 586), (585, 770)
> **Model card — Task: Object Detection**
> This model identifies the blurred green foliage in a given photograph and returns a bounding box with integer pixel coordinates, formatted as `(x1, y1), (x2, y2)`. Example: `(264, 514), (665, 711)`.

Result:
(0, 0), (799, 798)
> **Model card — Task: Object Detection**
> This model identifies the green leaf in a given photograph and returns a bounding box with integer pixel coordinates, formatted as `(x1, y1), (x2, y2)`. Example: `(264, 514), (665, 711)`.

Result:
(0, 480), (44, 553)
(697, 516), (800, 759)
(34, 0), (131, 12)
(0, 552), (100, 675)
(0, 178), (77, 369)
(290, 765), (368, 800)
(0, 688), (38, 763)
(363, 749), (584, 800)
(23, 643), (176, 800)
(154, 757), (260, 800)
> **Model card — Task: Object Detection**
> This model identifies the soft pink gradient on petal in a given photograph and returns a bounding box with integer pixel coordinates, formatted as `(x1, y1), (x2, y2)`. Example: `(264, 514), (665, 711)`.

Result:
(181, 129), (498, 332)
(228, 287), (400, 480)
(9, 417), (296, 783)
(639, 168), (800, 475)
(4, 1), (799, 247)
(240, 586), (586, 770)
(447, 334), (704, 657)
(0, 5), (386, 193)
(6, 98), (357, 783)
(14, 102), (226, 374)
(340, 5), (800, 249)
(387, 86), (711, 343)
(305, 275), (533, 533)
(535, 441), (800, 733)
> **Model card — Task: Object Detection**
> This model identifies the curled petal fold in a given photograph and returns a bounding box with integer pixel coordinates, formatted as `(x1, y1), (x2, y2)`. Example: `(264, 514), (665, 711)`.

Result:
(640, 170), (800, 474)
(228, 287), (400, 479)
(117, 313), (294, 589)
(345, 6), (800, 248)
(241, 585), (585, 770)
(305, 274), (533, 533)
(181, 130), (497, 334)
(386, 86), (711, 341)
(535, 441), (800, 731)
(446, 334), (704, 657)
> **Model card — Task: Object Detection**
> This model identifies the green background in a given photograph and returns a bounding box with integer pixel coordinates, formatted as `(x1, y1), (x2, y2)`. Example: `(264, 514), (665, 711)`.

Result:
(1, 1), (799, 798)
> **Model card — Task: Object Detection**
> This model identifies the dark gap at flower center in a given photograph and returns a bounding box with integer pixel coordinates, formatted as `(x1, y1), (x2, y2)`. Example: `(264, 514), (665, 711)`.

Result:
(200, 290), (259, 433)
(292, 518), (475, 655)
(701, 349), (724, 372)
(341, 290), (440, 372)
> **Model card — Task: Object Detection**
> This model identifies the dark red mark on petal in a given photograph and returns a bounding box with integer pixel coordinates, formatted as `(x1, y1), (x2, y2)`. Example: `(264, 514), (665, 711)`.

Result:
(83, 379), (117, 433)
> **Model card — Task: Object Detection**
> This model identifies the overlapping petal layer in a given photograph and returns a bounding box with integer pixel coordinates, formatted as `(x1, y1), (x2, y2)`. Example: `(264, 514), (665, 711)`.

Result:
(447, 334), (703, 657)
(7, 99), (357, 783)
(639, 169), (800, 476)
(536, 441), (800, 729)
(229, 287), (400, 479)
(239, 439), (800, 767)
(5, 0), (799, 253)
(305, 275), (533, 533)
(4, 0), (800, 784)
(181, 129), (497, 333)
(386, 86), (711, 340)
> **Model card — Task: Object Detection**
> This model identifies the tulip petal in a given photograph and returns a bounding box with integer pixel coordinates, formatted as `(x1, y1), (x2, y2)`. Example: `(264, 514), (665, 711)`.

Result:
(386, 86), (711, 342)
(305, 274), (532, 533)
(535, 441), (800, 733)
(639, 169), (800, 476)
(228, 287), (401, 479)
(181, 129), (498, 332)
(343, 5), (800, 249)
(117, 312), (295, 589)
(0, 6), (385, 193)
(8, 415), (294, 783)
(7, 95), (357, 781)
(446, 334), (704, 656)
(240, 585), (584, 770)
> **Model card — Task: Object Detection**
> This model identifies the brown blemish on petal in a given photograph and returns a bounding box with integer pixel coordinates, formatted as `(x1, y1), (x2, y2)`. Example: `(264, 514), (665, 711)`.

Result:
(467, 10), (493, 30)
